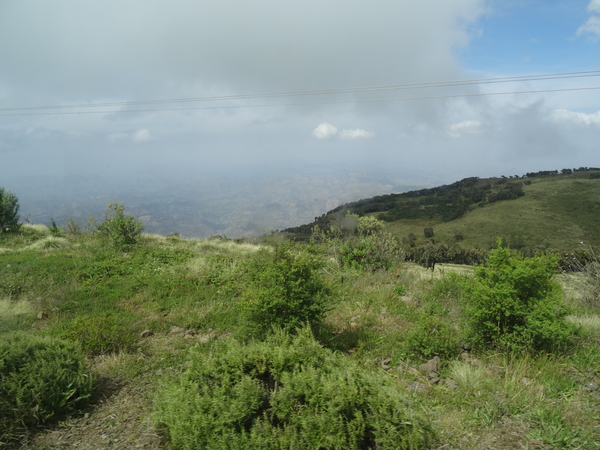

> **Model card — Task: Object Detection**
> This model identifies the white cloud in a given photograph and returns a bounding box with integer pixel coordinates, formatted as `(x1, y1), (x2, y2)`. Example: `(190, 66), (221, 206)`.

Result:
(312, 123), (338, 139)
(448, 120), (482, 138)
(132, 128), (153, 143)
(578, 0), (600, 38)
(312, 123), (374, 140)
(549, 109), (600, 126)
(339, 129), (374, 140)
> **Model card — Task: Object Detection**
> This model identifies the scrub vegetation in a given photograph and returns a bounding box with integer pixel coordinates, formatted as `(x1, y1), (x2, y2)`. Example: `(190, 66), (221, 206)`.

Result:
(1, 186), (600, 449)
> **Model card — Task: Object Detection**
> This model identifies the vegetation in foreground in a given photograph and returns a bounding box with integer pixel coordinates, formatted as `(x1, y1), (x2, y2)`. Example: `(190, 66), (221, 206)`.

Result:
(1, 202), (600, 449)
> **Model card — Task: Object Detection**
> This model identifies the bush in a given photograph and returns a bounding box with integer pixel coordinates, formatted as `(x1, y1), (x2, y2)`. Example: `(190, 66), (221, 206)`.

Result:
(338, 215), (402, 271)
(154, 329), (433, 449)
(0, 187), (21, 233)
(90, 202), (144, 249)
(0, 333), (93, 443)
(405, 315), (460, 360)
(462, 240), (576, 352)
(59, 314), (137, 356)
(237, 244), (331, 339)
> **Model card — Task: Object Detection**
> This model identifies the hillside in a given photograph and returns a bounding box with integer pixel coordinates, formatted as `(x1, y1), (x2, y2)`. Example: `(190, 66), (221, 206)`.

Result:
(2, 203), (600, 448)
(285, 169), (600, 251)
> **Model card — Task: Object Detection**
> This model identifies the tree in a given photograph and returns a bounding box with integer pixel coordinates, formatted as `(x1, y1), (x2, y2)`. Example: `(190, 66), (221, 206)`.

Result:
(0, 187), (21, 233)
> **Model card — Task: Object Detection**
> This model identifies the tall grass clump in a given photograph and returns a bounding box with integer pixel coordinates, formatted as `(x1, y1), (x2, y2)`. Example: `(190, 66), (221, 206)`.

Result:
(0, 333), (93, 444)
(462, 239), (576, 352)
(237, 243), (331, 339)
(154, 328), (433, 450)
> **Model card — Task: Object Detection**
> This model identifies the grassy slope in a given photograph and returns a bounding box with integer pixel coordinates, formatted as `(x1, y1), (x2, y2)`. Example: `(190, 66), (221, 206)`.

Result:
(383, 174), (600, 250)
(2, 223), (600, 448)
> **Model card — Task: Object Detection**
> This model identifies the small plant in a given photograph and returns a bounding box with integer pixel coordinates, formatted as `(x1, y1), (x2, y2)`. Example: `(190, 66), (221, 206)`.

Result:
(154, 328), (433, 449)
(237, 243), (331, 339)
(0, 333), (93, 443)
(424, 227), (434, 238)
(90, 202), (144, 249)
(0, 187), (21, 233)
(59, 314), (137, 356)
(61, 217), (83, 236)
(405, 315), (460, 360)
(462, 239), (576, 352)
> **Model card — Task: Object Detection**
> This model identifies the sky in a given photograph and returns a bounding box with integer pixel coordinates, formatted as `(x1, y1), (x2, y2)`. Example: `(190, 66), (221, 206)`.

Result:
(0, 0), (599, 203)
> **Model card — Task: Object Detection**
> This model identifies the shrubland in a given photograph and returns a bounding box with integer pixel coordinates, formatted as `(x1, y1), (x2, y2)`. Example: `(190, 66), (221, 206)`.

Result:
(1, 204), (600, 449)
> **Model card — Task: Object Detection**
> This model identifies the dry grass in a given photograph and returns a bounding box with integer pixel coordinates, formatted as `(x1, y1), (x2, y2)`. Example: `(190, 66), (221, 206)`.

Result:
(21, 224), (50, 234)
(0, 298), (36, 333)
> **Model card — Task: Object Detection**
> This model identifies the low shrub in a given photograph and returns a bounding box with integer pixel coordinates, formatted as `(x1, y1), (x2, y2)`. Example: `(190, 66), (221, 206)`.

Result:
(59, 314), (137, 356)
(90, 202), (144, 249)
(0, 333), (93, 443)
(154, 328), (433, 449)
(461, 239), (576, 352)
(237, 243), (331, 339)
(338, 215), (402, 271)
(405, 315), (460, 360)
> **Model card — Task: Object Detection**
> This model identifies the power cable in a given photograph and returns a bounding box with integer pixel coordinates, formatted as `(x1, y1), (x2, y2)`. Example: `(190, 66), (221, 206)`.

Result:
(1, 71), (599, 116)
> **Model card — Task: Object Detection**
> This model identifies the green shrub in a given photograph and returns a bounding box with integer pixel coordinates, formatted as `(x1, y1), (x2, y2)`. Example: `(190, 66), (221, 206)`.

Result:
(0, 333), (93, 443)
(338, 215), (402, 271)
(462, 240), (576, 352)
(154, 328), (433, 449)
(90, 202), (144, 249)
(59, 314), (137, 356)
(405, 316), (460, 360)
(0, 187), (21, 233)
(237, 244), (331, 339)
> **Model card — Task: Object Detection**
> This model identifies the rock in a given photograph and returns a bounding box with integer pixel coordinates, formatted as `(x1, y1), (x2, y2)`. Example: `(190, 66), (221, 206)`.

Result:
(37, 311), (48, 320)
(582, 382), (599, 391)
(400, 296), (418, 305)
(197, 332), (215, 344)
(169, 325), (185, 334)
(460, 352), (471, 363)
(139, 330), (154, 339)
(443, 378), (459, 391)
(184, 328), (197, 336)
(419, 356), (440, 373)
(460, 343), (472, 351)
(406, 381), (427, 393)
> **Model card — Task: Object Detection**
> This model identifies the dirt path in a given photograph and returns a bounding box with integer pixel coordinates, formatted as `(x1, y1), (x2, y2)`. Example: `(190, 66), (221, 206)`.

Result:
(17, 378), (163, 450)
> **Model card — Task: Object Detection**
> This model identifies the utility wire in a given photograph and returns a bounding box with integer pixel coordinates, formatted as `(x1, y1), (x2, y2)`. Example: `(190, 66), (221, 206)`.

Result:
(2, 70), (600, 112)
(2, 86), (599, 116)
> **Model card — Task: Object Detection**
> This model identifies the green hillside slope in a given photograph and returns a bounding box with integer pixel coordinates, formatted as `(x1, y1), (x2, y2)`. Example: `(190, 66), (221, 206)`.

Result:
(285, 170), (600, 252)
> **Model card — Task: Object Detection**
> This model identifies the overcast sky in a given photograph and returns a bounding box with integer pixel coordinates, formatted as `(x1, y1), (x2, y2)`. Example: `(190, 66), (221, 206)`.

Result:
(0, 0), (599, 187)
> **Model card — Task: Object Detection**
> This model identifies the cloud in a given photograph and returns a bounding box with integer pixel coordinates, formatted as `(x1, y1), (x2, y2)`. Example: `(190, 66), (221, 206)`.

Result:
(132, 128), (153, 143)
(106, 132), (129, 144)
(578, 0), (600, 38)
(312, 123), (338, 139)
(312, 123), (374, 140)
(448, 120), (482, 138)
(549, 109), (600, 126)
(339, 129), (374, 140)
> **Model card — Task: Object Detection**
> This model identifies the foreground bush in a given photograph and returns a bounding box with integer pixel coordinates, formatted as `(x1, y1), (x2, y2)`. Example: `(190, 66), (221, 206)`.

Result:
(462, 240), (576, 352)
(237, 244), (331, 339)
(155, 329), (433, 450)
(0, 333), (93, 443)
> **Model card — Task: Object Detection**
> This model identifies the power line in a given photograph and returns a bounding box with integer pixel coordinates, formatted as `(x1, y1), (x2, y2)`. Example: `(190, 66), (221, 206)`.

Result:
(1, 70), (599, 116)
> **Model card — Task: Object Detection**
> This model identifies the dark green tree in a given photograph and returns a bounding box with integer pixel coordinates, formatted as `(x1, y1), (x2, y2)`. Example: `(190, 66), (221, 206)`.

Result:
(0, 187), (21, 233)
